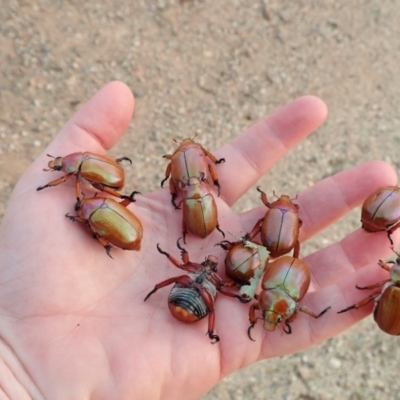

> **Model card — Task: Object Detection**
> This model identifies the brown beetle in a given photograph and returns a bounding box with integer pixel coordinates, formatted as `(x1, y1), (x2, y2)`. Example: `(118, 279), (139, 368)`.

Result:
(144, 238), (249, 343)
(361, 186), (400, 245)
(248, 256), (330, 340)
(65, 191), (143, 258)
(37, 152), (132, 202)
(217, 237), (261, 285)
(179, 174), (224, 242)
(161, 137), (225, 208)
(338, 255), (400, 335)
(249, 188), (302, 258)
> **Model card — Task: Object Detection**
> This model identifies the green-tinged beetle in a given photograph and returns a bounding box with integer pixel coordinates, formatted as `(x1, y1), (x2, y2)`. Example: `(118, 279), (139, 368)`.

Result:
(338, 255), (400, 335)
(248, 256), (330, 340)
(361, 186), (400, 245)
(179, 174), (224, 242)
(66, 191), (142, 258)
(37, 152), (132, 201)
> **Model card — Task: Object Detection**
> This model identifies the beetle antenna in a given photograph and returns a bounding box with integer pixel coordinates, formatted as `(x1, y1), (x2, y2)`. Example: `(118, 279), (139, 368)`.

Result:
(191, 132), (200, 141)
(46, 154), (56, 159)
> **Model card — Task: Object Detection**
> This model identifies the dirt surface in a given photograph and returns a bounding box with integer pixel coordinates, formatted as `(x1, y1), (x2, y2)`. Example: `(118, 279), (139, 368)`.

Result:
(1, 1), (400, 399)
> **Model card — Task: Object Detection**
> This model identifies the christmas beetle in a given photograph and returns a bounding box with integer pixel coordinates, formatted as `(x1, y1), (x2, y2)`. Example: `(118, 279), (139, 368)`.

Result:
(179, 174), (224, 242)
(160, 137), (225, 208)
(65, 191), (143, 258)
(338, 255), (400, 335)
(144, 238), (249, 343)
(248, 256), (330, 340)
(37, 152), (132, 201)
(217, 236), (261, 285)
(249, 188), (302, 259)
(361, 186), (400, 245)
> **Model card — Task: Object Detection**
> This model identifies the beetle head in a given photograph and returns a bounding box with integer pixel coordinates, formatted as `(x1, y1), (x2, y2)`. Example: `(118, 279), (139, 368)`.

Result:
(46, 155), (64, 171)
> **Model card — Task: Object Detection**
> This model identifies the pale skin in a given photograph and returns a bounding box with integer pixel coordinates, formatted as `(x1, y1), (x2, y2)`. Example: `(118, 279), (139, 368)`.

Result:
(0, 81), (398, 399)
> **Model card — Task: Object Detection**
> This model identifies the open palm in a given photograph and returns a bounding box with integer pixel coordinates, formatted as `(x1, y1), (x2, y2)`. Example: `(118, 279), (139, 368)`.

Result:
(0, 81), (397, 400)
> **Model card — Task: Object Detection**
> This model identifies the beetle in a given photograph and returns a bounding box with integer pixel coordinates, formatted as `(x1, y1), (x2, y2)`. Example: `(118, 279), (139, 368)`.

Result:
(144, 238), (249, 343)
(179, 174), (224, 242)
(37, 152), (132, 202)
(65, 191), (143, 258)
(249, 187), (302, 259)
(217, 236), (261, 285)
(338, 255), (400, 335)
(361, 186), (400, 245)
(160, 137), (225, 208)
(248, 256), (330, 340)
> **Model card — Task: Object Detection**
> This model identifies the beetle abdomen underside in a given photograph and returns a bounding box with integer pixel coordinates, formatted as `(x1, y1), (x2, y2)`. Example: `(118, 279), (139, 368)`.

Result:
(168, 285), (208, 322)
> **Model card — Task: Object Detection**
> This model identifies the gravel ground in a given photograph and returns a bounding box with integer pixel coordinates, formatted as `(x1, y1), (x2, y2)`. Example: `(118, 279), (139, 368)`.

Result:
(1, 1), (400, 399)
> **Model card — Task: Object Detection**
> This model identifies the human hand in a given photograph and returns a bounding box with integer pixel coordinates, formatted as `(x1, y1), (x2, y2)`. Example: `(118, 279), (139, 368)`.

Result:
(0, 81), (397, 399)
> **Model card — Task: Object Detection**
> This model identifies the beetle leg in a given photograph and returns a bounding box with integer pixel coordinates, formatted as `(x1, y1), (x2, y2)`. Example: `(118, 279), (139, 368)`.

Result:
(37, 172), (75, 191)
(168, 179), (180, 209)
(118, 190), (141, 206)
(282, 320), (292, 334)
(204, 148), (225, 165)
(90, 184), (125, 200)
(206, 311), (220, 344)
(182, 218), (188, 244)
(215, 240), (235, 250)
(248, 303), (261, 341)
(161, 161), (172, 188)
(298, 305), (331, 319)
(96, 236), (114, 259)
(256, 186), (272, 208)
(378, 259), (394, 272)
(292, 241), (301, 259)
(144, 275), (193, 301)
(216, 224), (225, 238)
(248, 218), (264, 240)
(337, 291), (383, 313)
(115, 156), (132, 165)
(157, 242), (194, 272)
(208, 164), (222, 196)
(217, 286), (251, 303)
(65, 213), (86, 223)
(176, 238), (189, 262)
(197, 285), (219, 344)
(356, 279), (390, 290)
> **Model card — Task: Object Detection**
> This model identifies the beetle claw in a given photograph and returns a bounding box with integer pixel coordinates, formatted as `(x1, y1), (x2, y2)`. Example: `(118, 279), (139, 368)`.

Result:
(156, 243), (169, 257)
(216, 158), (225, 164)
(283, 320), (292, 334)
(207, 330), (220, 344)
(236, 294), (251, 304)
(247, 323), (256, 341)
(116, 156), (132, 165)
(216, 225), (225, 238)
(105, 245), (114, 259)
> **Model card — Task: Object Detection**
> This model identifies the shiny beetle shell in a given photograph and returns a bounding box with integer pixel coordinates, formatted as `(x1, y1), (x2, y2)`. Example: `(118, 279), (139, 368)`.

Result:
(66, 195), (143, 257)
(261, 256), (310, 299)
(338, 256), (400, 335)
(248, 256), (330, 339)
(374, 285), (400, 335)
(161, 138), (225, 208)
(259, 256), (310, 330)
(181, 176), (224, 240)
(361, 186), (400, 243)
(37, 152), (131, 200)
(251, 188), (302, 259)
(224, 243), (261, 285)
